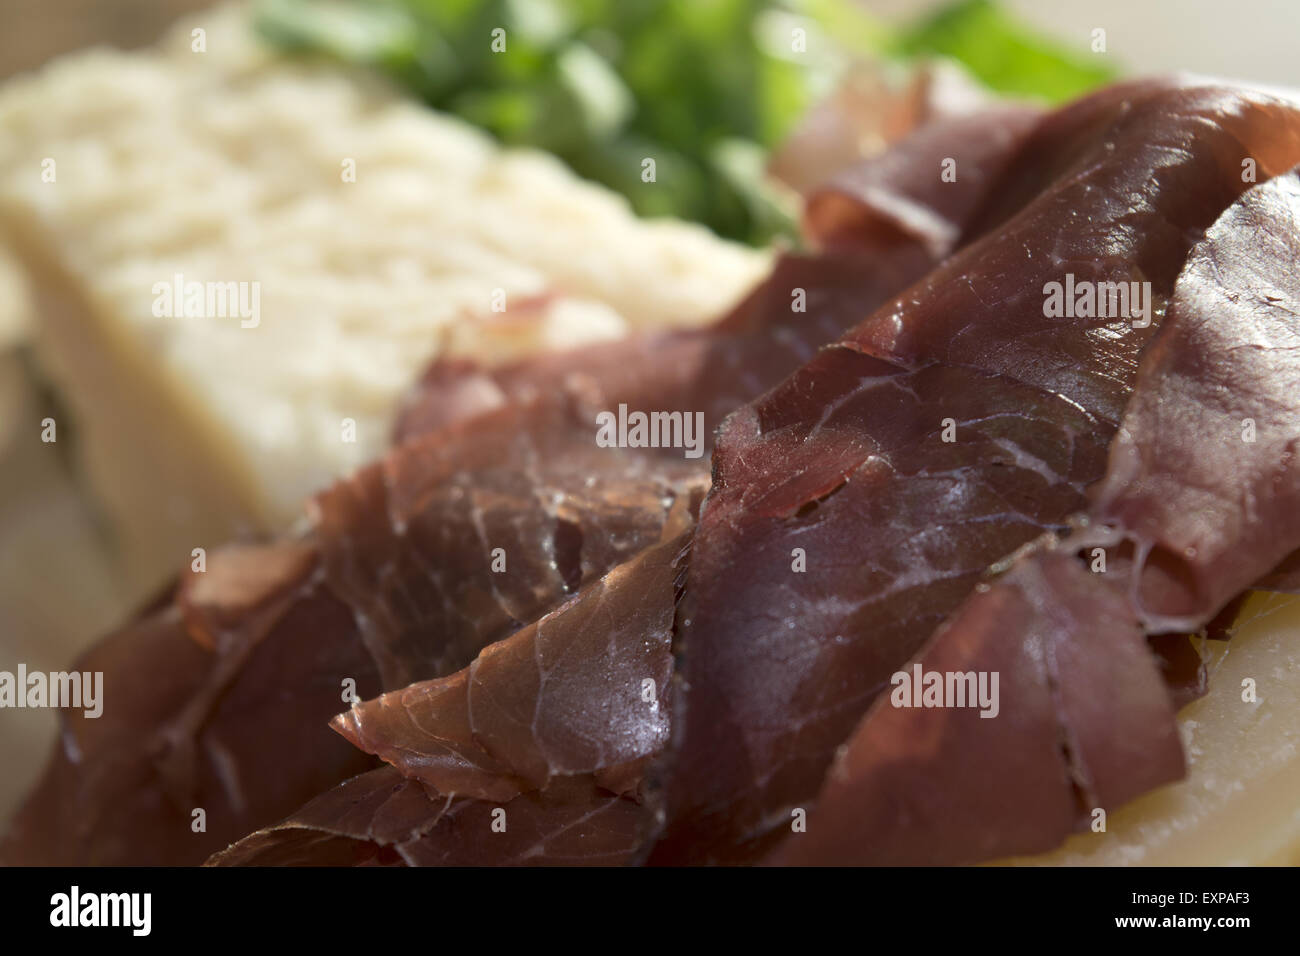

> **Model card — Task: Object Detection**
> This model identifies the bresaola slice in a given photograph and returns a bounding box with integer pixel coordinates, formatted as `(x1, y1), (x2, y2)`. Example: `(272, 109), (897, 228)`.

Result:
(646, 81), (1300, 864)
(848, 82), (1300, 424)
(210, 523), (691, 867)
(3, 371), (705, 866)
(310, 401), (706, 691)
(211, 521), (696, 867)
(642, 349), (1111, 863)
(2, 392), (707, 865)
(771, 554), (1183, 866)
(0, 550), (380, 865)
(774, 166), (1300, 865)
(207, 496), (700, 865)
(804, 106), (1039, 258)
(205, 767), (646, 867)
(1088, 170), (1300, 627)
(330, 524), (694, 801)
(1077, 161), (1300, 696)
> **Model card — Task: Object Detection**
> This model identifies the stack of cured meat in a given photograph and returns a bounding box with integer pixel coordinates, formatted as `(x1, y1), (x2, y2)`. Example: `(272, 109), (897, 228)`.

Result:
(7, 78), (1300, 866)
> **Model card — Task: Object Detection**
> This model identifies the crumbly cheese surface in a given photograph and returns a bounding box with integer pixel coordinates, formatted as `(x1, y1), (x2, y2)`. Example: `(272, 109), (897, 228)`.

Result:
(0, 3), (767, 592)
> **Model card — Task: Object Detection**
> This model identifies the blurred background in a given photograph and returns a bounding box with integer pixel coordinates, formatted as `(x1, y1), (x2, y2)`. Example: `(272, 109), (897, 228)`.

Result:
(3, 0), (1300, 84)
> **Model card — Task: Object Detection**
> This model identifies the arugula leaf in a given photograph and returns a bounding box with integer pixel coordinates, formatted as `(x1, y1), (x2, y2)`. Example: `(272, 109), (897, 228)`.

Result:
(256, 0), (420, 65)
(254, 0), (1116, 244)
(896, 0), (1115, 103)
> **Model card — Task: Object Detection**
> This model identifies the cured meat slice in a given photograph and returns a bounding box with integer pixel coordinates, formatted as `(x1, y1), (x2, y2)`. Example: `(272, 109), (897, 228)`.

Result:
(1014, 591), (1300, 866)
(769, 553), (1182, 866)
(205, 767), (645, 867)
(645, 350), (1109, 863)
(804, 106), (1039, 258)
(774, 165), (1300, 865)
(0, 547), (379, 865)
(773, 554), (1182, 866)
(846, 83), (1300, 423)
(211, 519), (692, 867)
(310, 402), (705, 691)
(331, 526), (693, 801)
(1088, 170), (1300, 628)
(647, 82), (1300, 864)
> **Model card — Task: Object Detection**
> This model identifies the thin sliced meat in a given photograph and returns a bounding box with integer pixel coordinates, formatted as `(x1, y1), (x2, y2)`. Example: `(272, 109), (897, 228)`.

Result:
(773, 164), (1300, 866)
(805, 106), (1040, 258)
(0, 556), (378, 866)
(331, 525), (693, 801)
(205, 767), (645, 867)
(2, 381), (699, 865)
(647, 81), (1300, 865)
(847, 83), (1300, 424)
(1088, 169), (1300, 628)
(312, 400), (705, 691)
(771, 554), (1182, 865)
(646, 350), (1110, 863)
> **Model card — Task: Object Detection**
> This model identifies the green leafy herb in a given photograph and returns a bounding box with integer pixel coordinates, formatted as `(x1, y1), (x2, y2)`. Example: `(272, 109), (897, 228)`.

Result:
(895, 0), (1115, 104)
(255, 0), (1116, 244)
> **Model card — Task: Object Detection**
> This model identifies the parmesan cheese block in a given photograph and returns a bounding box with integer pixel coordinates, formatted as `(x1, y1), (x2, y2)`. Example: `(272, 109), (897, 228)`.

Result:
(0, 3), (768, 598)
(1004, 592), (1300, 866)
